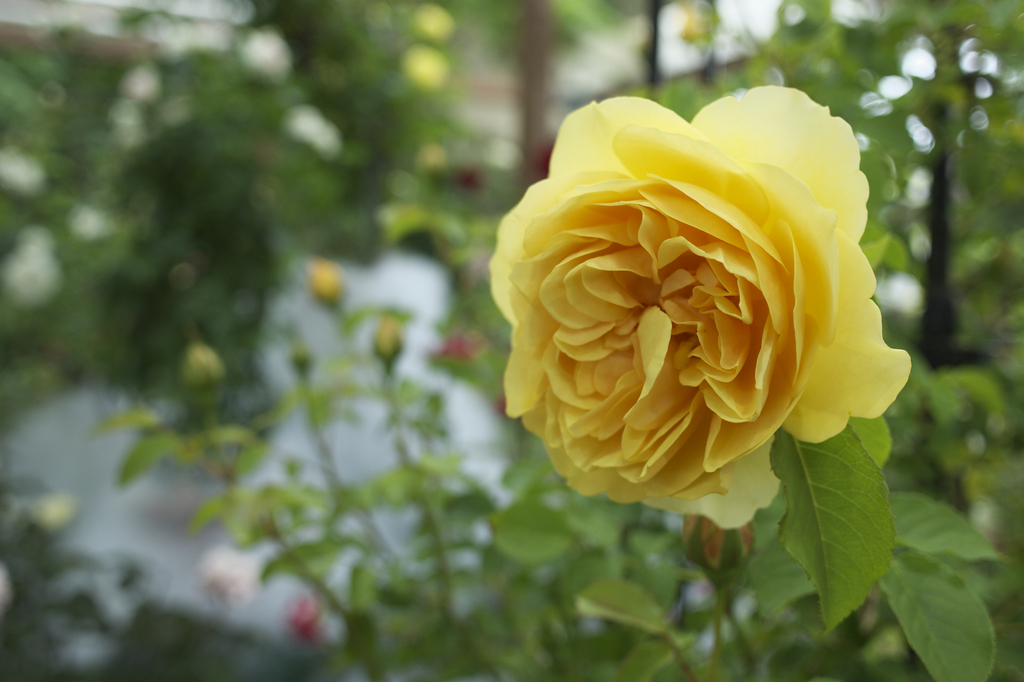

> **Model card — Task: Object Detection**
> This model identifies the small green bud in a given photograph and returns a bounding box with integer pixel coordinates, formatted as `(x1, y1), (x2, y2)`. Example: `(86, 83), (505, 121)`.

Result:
(290, 338), (312, 378)
(374, 314), (404, 374)
(182, 340), (225, 390)
(682, 515), (754, 588)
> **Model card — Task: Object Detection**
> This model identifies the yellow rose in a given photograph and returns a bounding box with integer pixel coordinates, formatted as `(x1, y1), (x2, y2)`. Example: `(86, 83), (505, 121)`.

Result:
(413, 3), (455, 43)
(402, 45), (450, 91)
(490, 87), (910, 528)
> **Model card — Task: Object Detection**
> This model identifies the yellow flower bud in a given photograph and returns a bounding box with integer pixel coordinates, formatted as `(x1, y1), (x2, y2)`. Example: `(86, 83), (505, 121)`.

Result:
(402, 44), (449, 90)
(307, 256), (345, 306)
(182, 340), (225, 390)
(682, 515), (754, 587)
(374, 314), (404, 373)
(413, 3), (455, 43)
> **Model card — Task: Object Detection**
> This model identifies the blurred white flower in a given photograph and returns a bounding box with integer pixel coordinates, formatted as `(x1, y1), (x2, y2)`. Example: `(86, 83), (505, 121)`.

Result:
(240, 29), (292, 82)
(875, 272), (923, 316)
(1, 227), (62, 309)
(119, 64), (161, 102)
(0, 562), (11, 621)
(32, 493), (79, 531)
(0, 149), (46, 196)
(109, 99), (145, 148)
(198, 546), (262, 605)
(68, 205), (112, 241)
(284, 105), (343, 159)
(878, 75), (912, 100)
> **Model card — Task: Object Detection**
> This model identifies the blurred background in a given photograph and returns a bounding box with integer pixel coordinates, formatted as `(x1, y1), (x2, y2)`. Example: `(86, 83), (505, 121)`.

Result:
(1, 0), (1023, 680)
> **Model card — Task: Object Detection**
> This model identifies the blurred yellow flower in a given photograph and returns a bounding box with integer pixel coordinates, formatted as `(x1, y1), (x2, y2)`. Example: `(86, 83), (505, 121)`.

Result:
(416, 142), (448, 172)
(413, 3), (455, 43)
(402, 45), (450, 90)
(307, 256), (345, 306)
(32, 493), (79, 531)
(490, 88), (910, 528)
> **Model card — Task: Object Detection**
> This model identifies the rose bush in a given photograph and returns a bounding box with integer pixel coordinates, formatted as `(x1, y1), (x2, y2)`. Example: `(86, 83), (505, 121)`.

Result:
(491, 87), (910, 527)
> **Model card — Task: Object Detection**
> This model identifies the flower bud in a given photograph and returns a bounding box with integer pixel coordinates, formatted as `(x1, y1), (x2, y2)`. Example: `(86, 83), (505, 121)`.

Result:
(307, 257), (345, 306)
(374, 314), (404, 373)
(682, 515), (754, 587)
(290, 337), (313, 378)
(182, 340), (225, 390)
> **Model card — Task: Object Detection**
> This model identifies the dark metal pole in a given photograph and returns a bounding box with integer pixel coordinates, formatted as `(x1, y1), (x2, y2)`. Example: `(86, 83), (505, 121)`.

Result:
(648, 0), (662, 86)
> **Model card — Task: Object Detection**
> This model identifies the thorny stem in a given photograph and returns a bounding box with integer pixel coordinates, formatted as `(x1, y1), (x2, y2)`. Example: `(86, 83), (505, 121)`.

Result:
(263, 516), (350, 620)
(709, 586), (727, 682)
(385, 376), (503, 682)
(300, 379), (393, 555)
(386, 380), (455, 613)
(727, 604), (757, 672)
(661, 631), (703, 682)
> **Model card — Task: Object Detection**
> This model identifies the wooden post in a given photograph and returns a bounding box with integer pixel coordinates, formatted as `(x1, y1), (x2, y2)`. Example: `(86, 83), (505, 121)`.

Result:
(519, 0), (552, 188)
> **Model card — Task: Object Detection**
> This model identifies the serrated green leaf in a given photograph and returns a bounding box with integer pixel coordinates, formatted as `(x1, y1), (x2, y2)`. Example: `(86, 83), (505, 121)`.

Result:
(749, 534), (815, 614)
(861, 233), (891, 269)
(849, 415), (892, 467)
(119, 433), (179, 485)
(890, 492), (998, 561)
(493, 502), (572, 564)
(772, 427), (896, 631)
(880, 552), (995, 682)
(576, 578), (666, 634)
(614, 639), (674, 682)
(94, 408), (161, 435)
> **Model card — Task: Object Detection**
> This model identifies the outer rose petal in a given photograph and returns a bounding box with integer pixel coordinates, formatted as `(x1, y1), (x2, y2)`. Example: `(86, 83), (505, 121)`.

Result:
(783, 231), (911, 442)
(549, 97), (704, 178)
(644, 438), (778, 529)
(692, 86), (869, 242)
(490, 171), (619, 323)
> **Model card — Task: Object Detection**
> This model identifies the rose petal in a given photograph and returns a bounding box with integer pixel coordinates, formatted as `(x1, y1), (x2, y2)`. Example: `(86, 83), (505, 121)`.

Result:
(692, 86), (869, 242)
(549, 98), (704, 178)
(644, 437), (778, 528)
(783, 231), (911, 442)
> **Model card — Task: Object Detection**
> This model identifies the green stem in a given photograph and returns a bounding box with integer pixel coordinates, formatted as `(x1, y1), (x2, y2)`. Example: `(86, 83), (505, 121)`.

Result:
(709, 586), (727, 682)
(661, 631), (703, 682)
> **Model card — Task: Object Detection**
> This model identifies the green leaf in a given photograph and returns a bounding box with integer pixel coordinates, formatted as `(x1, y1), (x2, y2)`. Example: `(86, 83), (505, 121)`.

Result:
(576, 578), (666, 634)
(94, 408), (161, 434)
(772, 427), (896, 631)
(890, 492), (998, 561)
(350, 563), (378, 613)
(614, 639), (674, 682)
(119, 433), (179, 485)
(880, 552), (995, 682)
(848, 416), (892, 467)
(493, 502), (573, 564)
(860, 233), (891, 269)
(190, 496), (224, 533)
(749, 534), (816, 614)
(235, 442), (270, 477)
(566, 505), (620, 548)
